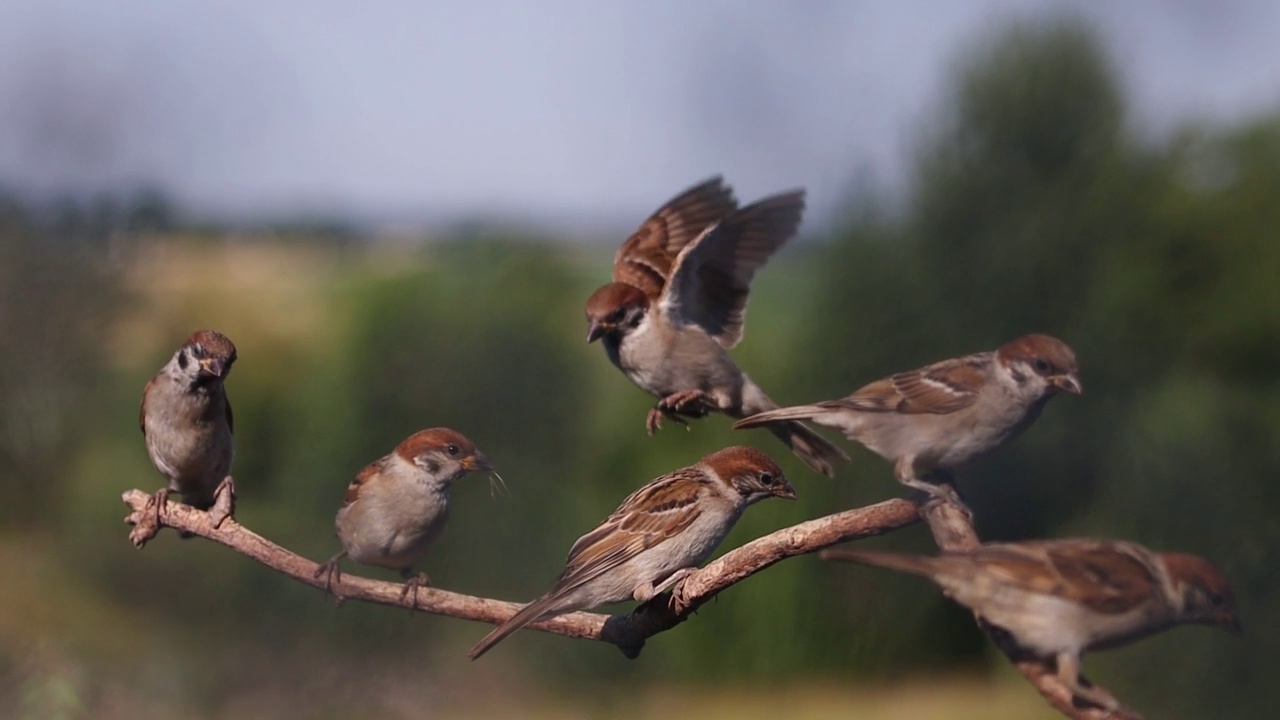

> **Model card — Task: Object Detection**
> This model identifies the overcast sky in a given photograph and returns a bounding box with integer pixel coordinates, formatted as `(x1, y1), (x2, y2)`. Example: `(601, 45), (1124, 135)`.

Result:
(0, 0), (1277, 231)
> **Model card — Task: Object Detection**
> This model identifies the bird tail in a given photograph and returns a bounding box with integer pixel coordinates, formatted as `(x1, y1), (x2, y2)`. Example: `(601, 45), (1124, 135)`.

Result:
(733, 404), (830, 428)
(763, 420), (848, 478)
(736, 382), (848, 477)
(468, 594), (571, 660)
(819, 549), (942, 578)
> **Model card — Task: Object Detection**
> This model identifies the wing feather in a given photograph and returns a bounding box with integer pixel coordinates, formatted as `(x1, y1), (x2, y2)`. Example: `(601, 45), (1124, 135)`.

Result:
(612, 177), (737, 301)
(139, 379), (153, 435)
(827, 353), (991, 415)
(970, 540), (1159, 615)
(552, 470), (708, 595)
(659, 190), (805, 347)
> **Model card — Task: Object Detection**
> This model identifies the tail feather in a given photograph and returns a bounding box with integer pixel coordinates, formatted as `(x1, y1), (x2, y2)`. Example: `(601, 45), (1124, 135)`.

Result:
(763, 420), (849, 478)
(819, 549), (942, 578)
(733, 404), (830, 429)
(735, 381), (848, 477)
(467, 594), (568, 660)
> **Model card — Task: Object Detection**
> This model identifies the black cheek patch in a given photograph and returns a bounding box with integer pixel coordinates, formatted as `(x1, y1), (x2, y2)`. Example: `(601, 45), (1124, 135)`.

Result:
(177, 351), (189, 370)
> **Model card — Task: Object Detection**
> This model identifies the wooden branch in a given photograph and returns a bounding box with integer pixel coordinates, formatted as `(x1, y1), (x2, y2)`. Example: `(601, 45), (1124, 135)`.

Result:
(121, 484), (1140, 718)
(121, 488), (919, 658)
(918, 498), (1141, 720)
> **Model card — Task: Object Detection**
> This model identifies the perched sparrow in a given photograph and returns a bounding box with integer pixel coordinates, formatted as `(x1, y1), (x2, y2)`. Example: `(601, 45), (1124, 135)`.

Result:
(584, 177), (848, 477)
(315, 428), (493, 604)
(468, 446), (796, 659)
(139, 330), (238, 532)
(735, 334), (1080, 512)
(822, 538), (1240, 714)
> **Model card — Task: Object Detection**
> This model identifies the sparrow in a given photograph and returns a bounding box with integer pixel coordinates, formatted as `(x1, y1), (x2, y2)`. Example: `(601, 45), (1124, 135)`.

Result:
(735, 334), (1080, 512)
(822, 538), (1240, 714)
(584, 176), (849, 477)
(467, 445), (796, 659)
(315, 428), (493, 604)
(139, 329), (238, 532)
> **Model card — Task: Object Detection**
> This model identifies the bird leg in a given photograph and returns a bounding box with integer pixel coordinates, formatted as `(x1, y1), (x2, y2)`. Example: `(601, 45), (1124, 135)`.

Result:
(399, 569), (432, 611)
(207, 476), (237, 529)
(647, 390), (714, 435)
(631, 567), (700, 615)
(127, 488), (171, 548)
(653, 567), (698, 598)
(895, 464), (974, 522)
(1055, 652), (1137, 717)
(314, 552), (347, 602)
(663, 568), (703, 614)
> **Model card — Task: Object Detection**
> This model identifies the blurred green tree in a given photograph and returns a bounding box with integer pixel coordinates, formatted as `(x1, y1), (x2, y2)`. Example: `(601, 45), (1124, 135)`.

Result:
(804, 18), (1277, 719)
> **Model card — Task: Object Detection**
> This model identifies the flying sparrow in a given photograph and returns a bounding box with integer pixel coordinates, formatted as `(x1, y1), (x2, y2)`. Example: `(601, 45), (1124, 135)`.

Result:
(735, 334), (1080, 513)
(315, 428), (493, 604)
(138, 329), (238, 535)
(584, 177), (849, 477)
(467, 445), (796, 659)
(822, 538), (1240, 714)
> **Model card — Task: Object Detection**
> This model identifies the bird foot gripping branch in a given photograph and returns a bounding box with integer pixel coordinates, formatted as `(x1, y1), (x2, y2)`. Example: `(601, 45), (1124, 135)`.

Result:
(208, 476), (237, 529)
(123, 481), (239, 549)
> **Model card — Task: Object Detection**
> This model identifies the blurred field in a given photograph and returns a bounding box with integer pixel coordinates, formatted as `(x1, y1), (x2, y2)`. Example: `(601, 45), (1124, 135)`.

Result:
(1, 18), (1276, 719)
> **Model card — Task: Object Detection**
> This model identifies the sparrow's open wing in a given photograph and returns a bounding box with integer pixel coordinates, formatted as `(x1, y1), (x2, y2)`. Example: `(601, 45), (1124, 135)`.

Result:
(658, 190), (805, 348)
(612, 177), (737, 302)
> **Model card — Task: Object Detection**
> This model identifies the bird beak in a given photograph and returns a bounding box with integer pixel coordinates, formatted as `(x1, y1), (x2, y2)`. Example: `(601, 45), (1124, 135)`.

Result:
(198, 357), (226, 378)
(1051, 373), (1082, 395)
(463, 452), (494, 473)
(586, 320), (606, 343)
(1219, 611), (1243, 635)
(774, 480), (798, 500)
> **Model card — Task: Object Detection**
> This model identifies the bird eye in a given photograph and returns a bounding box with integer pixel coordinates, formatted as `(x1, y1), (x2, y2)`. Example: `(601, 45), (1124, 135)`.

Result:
(1033, 358), (1051, 374)
(1209, 591), (1226, 607)
(446, 444), (460, 456)
(759, 472), (774, 486)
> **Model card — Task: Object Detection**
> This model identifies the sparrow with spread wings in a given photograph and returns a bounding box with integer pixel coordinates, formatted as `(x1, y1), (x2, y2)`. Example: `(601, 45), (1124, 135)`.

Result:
(823, 539), (1240, 715)
(584, 177), (848, 477)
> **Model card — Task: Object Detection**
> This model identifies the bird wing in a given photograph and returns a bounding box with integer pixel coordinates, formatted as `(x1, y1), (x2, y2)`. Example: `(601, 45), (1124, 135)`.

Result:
(340, 457), (387, 509)
(612, 177), (737, 302)
(658, 190), (805, 348)
(828, 352), (990, 415)
(973, 540), (1159, 615)
(549, 468), (709, 597)
(138, 379), (153, 436)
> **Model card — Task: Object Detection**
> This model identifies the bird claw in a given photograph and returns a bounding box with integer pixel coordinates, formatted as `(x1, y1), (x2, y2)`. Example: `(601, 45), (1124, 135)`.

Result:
(127, 488), (170, 548)
(208, 476), (236, 529)
(399, 571), (432, 611)
(315, 554), (347, 604)
(646, 407), (689, 436)
(669, 578), (696, 614)
(900, 474), (974, 525)
(647, 391), (713, 436)
(921, 489), (974, 525)
(660, 390), (713, 417)
(1067, 672), (1137, 717)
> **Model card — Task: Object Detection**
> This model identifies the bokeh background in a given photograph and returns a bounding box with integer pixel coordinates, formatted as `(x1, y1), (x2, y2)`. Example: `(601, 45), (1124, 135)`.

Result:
(1, 2), (1277, 719)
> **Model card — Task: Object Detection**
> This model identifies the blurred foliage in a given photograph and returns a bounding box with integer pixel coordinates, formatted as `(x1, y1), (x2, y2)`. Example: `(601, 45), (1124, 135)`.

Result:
(0, 186), (162, 523)
(0, 16), (1275, 720)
